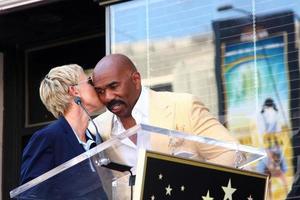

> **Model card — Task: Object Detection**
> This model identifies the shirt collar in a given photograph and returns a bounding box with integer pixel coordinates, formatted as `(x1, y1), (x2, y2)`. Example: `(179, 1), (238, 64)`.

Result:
(71, 127), (94, 151)
(132, 86), (149, 119)
(111, 87), (149, 148)
(113, 86), (149, 124)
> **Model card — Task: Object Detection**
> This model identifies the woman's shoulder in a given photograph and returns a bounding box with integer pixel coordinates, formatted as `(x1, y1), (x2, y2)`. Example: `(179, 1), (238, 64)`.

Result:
(32, 118), (66, 140)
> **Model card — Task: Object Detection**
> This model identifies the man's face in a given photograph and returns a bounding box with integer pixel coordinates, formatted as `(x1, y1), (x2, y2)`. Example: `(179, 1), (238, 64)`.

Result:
(92, 66), (141, 118)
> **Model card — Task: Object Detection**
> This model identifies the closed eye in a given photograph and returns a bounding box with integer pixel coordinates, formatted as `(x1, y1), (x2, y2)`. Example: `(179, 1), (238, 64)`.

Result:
(94, 81), (119, 95)
(94, 87), (104, 94)
(108, 82), (118, 90)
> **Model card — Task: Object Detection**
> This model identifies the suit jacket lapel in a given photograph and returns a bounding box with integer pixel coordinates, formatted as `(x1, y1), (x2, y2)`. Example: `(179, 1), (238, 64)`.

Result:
(149, 90), (175, 153)
(149, 90), (174, 128)
(100, 111), (114, 141)
(59, 117), (85, 155)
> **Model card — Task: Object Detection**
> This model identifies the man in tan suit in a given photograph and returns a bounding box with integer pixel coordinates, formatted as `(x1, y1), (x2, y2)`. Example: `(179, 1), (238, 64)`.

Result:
(91, 54), (238, 168)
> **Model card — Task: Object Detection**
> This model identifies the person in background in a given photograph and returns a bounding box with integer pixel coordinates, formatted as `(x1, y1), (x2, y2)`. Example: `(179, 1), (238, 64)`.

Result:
(91, 53), (239, 169)
(257, 98), (282, 135)
(20, 64), (107, 199)
(256, 98), (287, 199)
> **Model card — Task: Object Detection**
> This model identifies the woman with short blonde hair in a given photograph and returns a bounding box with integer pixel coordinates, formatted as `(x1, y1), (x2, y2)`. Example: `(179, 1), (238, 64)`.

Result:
(39, 64), (83, 118)
(20, 64), (107, 199)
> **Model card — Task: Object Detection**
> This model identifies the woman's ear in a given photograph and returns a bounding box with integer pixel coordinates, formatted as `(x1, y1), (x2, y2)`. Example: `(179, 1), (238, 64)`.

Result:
(68, 85), (80, 97)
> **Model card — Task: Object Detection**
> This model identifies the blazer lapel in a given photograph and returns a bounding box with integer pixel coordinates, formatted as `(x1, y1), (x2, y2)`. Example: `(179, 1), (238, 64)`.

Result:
(59, 117), (85, 155)
(98, 111), (114, 141)
(149, 90), (174, 128)
(149, 90), (174, 153)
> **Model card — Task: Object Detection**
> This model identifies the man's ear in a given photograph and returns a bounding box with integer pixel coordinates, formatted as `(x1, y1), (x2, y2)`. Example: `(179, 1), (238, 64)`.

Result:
(132, 72), (141, 88)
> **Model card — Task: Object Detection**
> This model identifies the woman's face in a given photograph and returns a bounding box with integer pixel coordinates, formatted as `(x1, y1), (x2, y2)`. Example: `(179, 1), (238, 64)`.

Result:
(76, 72), (104, 114)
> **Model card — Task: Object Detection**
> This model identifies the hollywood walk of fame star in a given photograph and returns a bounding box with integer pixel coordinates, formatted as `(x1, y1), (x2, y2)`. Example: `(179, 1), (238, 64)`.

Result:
(165, 184), (172, 196)
(222, 179), (236, 200)
(181, 185), (185, 191)
(202, 190), (214, 200)
(158, 174), (163, 180)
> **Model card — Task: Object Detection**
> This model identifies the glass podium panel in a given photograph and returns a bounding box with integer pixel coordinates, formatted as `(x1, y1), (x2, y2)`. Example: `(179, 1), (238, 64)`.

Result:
(138, 124), (266, 168)
(10, 124), (266, 199)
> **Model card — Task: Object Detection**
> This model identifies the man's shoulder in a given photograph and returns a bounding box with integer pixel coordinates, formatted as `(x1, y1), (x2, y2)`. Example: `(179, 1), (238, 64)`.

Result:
(93, 110), (114, 124)
(92, 110), (114, 139)
(151, 90), (195, 102)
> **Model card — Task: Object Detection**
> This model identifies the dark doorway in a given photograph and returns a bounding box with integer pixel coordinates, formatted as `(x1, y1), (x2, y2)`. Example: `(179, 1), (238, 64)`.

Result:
(0, 0), (106, 199)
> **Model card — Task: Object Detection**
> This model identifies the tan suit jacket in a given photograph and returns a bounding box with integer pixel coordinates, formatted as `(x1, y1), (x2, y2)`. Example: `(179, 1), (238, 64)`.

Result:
(93, 89), (238, 166)
(92, 90), (239, 199)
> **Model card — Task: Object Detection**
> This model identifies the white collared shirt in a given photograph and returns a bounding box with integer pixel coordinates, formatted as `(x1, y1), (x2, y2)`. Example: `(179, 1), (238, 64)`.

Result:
(111, 86), (149, 166)
(72, 128), (95, 151)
